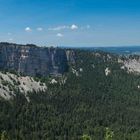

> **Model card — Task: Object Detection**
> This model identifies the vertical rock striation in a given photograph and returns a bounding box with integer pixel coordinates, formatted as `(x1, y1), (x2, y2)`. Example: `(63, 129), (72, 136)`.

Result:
(0, 43), (74, 76)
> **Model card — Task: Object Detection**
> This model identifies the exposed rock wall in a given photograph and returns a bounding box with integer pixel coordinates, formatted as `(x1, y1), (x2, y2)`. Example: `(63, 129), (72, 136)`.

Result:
(0, 43), (74, 76)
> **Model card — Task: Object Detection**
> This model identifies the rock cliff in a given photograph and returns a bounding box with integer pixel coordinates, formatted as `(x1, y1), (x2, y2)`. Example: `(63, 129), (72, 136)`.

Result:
(0, 42), (75, 76)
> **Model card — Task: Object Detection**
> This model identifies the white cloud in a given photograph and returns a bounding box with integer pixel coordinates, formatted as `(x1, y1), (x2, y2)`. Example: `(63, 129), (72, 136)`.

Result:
(56, 33), (63, 37)
(71, 24), (78, 30)
(86, 25), (90, 29)
(49, 24), (78, 31)
(81, 25), (91, 30)
(37, 27), (43, 31)
(9, 38), (13, 41)
(48, 24), (80, 31)
(25, 27), (32, 32)
(48, 25), (69, 31)
(8, 32), (12, 35)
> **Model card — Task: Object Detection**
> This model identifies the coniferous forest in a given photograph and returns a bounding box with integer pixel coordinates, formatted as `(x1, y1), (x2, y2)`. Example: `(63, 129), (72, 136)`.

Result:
(1, 50), (140, 140)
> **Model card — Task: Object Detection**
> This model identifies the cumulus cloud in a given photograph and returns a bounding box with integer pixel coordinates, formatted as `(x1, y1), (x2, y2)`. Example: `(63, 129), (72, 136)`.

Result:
(48, 24), (90, 32)
(81, 25), (91, 30)
(48, 25), (69, 31)
(86, 25), (90, 29)
(9, 38), (13, 41)
(56, 33), (63, 37)
(37, 27), (43, 31)
(71, 24), (78, 30)
(8, 32), (12, 35)
(49, 24), (79, 31)
(25, 27), (32, 32)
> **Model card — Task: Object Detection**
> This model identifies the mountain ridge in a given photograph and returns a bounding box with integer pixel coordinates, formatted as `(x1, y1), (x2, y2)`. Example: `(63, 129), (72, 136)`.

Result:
(0, 42), (76, 77)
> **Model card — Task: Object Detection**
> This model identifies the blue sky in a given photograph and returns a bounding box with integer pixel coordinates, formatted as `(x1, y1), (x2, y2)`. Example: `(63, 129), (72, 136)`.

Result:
(0, 0), (140, 47)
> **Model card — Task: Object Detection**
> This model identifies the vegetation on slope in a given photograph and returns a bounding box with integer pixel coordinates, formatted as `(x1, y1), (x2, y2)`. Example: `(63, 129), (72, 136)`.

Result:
(0, 50), (140, 139)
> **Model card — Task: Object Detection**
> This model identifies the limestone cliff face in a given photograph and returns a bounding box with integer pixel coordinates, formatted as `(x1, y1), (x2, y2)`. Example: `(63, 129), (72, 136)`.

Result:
(0, 43), (75, 76)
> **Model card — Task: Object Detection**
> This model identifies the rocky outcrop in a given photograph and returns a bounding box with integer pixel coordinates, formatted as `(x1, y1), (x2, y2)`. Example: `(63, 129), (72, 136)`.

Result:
(123, 58), (140, 74)
(0, 42), (75, 76)
(0, 71), (47, 101)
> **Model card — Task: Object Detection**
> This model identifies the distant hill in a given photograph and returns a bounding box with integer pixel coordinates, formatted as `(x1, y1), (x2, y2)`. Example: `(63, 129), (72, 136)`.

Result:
(61, 46), (140, 55)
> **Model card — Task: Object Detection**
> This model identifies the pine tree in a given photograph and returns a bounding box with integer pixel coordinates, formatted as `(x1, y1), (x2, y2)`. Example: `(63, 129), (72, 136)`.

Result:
(1, 131), (9, 140)
(81, 134), (91, 140)
(105, 128), (114, 140)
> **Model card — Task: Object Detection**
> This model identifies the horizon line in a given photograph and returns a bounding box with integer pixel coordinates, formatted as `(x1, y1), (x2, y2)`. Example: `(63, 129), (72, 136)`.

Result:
(1, 42), (140, 48)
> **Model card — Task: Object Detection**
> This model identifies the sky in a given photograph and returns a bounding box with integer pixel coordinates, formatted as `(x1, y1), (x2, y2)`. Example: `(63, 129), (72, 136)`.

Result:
(0, 0), (140, 47)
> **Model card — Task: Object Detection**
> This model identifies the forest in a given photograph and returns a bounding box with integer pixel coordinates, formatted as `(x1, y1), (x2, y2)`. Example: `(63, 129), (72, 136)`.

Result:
(0, 50), (140, 140)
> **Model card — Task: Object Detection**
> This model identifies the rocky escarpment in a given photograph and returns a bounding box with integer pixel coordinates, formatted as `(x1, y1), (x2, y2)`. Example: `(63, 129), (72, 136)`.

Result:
(122, 58), (140, 74)
(0, 71), (47, 101)
(0, 43), (75, 76)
